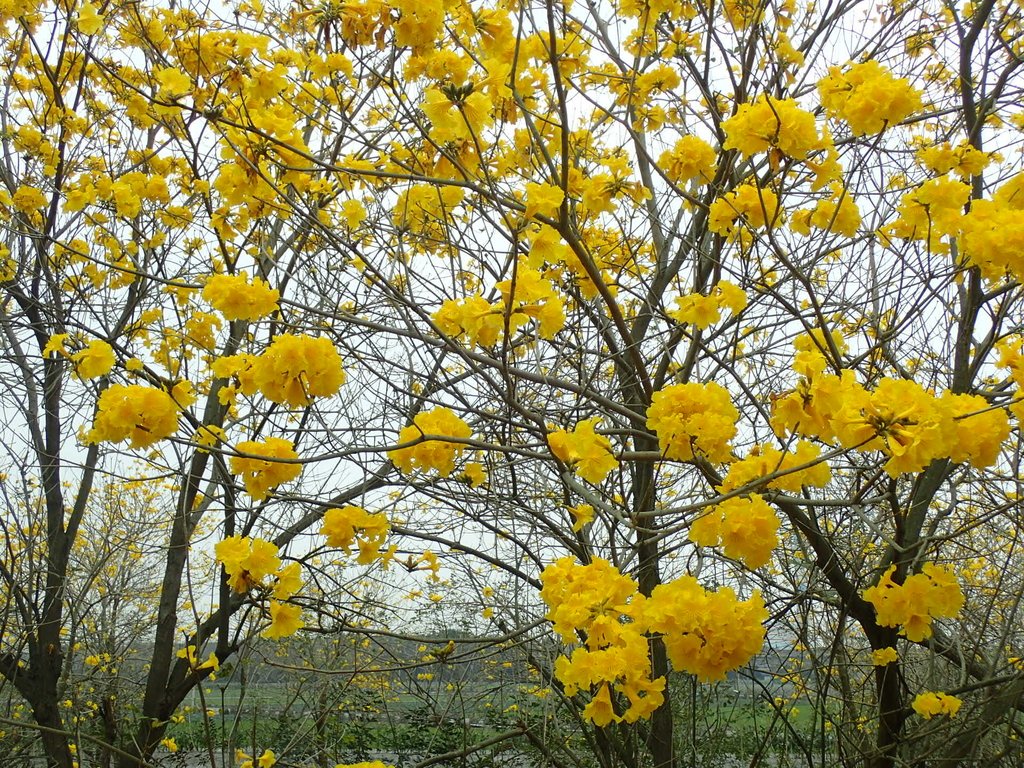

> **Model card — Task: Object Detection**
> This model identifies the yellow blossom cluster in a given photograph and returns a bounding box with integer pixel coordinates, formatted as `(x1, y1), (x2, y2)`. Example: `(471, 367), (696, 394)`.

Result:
(421, 86), (493, 144)
(542, 558), (661, 726)
(68, 339), (116, 380)
(772, 341), (1009, 476)
(230, 437), (302, 500)
(871, 647), (898, 666)
(719, 441), (831, 493)
(818, 61), (921, 135)
(646, 382), (738, 463)
(912, 691), (962, 719)
(790, 192), (861, 238)
(215, 536), (305, 638)
(249, 334), (345, 407)
(495, 266), (566, 340)
(391, 0), (445, 48)
(392, 184), (464, 250)
(541, 557), (637, 641)
(958, 173), (1024, 282)
(523, 182), (564, 221)
(641, 576), (767, 682)
(236, 748), (280, 768)
(540, 557), (766, 726)
(548, 418), (619, 484)
(688, 495), (780, 569)
(722, 96), (822, 160)
(721, 0), (763, 28)
(658, 135), (717, 186)
(216, 536), (285, 594)
(213, 334), (345, 407)
(996, 335), (1024, 422)
(862, 564), (964, 642)
(389, 407), (473, 476)
(202, 272), (280, 321)
(432, 296), (504, 348)
(193, 424), (227, 451)
(87, 384), (181, 448)
(708, 184), (779, 240)
(916, 142), (990, 179)
(668, 280), (747, 330)
(176, 645), (219, 674)
(321, 505), (390, 564)
(882, 177), (970, 254)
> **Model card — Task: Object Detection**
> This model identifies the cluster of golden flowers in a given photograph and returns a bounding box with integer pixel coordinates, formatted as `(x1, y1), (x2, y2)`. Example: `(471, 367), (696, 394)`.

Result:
(548, 418), (618, 484)
(912, 691), (963, 719)
(214, 536), (305, 639)
(321, 505), (391, 564)
(862, 564), (965, 642)
(212, 333), (345, 408)
(229, 438), (302, 500)
(202, 272), (280, 321)
(541, 557), (766, 726)
(87, 384), (182, 448)
(388, 407), (473, 477)
(645, 381), (738, 463)
(688, 495), (780, 569)
(818, 61), (921, 136)
(771, 333), (1010, 477)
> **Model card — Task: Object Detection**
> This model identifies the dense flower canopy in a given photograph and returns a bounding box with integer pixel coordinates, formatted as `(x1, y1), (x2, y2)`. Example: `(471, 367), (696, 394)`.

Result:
(1, 0), (1022, 764)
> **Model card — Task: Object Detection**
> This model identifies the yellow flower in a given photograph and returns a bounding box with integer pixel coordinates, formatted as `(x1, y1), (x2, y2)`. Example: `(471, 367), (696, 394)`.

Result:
(863, 564), (964, 642)
(912, 691), (962, 719)
(658, 135), (717, 186)
(273, 562), (303, 600)
(263, 602), (304, 639)
(708, 184), (780, 239)
(523, 182), (565, 220)
(321, 506), (389, 556)
(77, 1), (104, 34)
(818, 61), (921, 135)
(43, 334), (69, 358)
(646, 382), (738, 463)
(690, 495), (780, 569)
(202, 272), (280, 321)
(215, 536), (282, 592)
(568, 503), (594, 532)
(433, 296), (506, 348)
(249, 334), (345, 407)
(547, 418), (618, 484)
(12, 185), (48, 215)
(669, 293), (721, 330)
(640, 577), (767, 682)
(722, 96), (822, 160)
(460, 462), (487, 487)
(871, 647), (898, 666)
(582, 683), (620, 727)
(88, 385), (180, 448)
(72, 340), (115, 380)
(721, 0), (763, 27)
(230, 438), (302, 500)
(155, 68), (192, 98)
(389, 408), (473, 476)
(719, 441), (831, 493)
(791, 193), (861, 238)
(193, 424), (227, 452)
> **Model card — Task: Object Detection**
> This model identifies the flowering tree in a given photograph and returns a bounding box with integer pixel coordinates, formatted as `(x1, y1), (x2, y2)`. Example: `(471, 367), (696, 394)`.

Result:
(1, 0), (1023, 766)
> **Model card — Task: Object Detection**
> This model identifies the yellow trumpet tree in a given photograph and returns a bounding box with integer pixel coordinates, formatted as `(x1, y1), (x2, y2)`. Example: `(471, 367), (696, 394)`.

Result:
(0, 0), (1022, 766)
